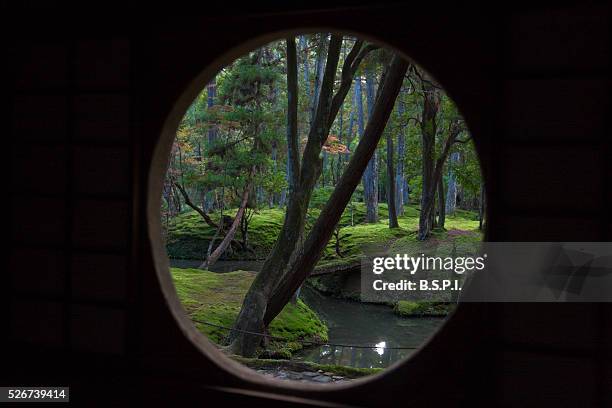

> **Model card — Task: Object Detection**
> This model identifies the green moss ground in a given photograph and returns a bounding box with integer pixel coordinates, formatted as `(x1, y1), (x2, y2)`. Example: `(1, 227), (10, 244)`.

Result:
(171, 267), (328, 356)
(393, 301), (455, 317)
(166, 208), (285, 259)
(169, 204), (481, 319)
(166, 203), (481, 261)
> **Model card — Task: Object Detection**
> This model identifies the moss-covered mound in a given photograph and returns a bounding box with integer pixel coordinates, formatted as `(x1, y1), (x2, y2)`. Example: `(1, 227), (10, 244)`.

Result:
(171, 268), (328, 356)
(166, 204), (482, 263)
(165, 202), (399, 260)
(166, 208), (285, 259)
(320, 204), (481, 260)
(393, 300), (455, 317)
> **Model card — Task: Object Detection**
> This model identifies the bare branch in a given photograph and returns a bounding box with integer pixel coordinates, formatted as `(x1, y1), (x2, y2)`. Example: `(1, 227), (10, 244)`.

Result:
(174, 182), (219, 229)
(327, 42), (378, 129)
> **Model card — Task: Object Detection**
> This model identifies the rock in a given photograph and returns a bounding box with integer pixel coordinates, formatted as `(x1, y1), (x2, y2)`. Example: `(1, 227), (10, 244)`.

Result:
(313, 375), (332, 383)
(323, 372), (334, 376)
(287, 372), (303, 380)
(317, 370), (324, 373)
(301, 371), (319, 377)
(332, 376), (344, 380)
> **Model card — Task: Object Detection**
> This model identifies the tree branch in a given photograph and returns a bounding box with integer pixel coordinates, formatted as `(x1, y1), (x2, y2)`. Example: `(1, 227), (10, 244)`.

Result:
(174, 182), (219, 229)
(327, 42), (378, 129)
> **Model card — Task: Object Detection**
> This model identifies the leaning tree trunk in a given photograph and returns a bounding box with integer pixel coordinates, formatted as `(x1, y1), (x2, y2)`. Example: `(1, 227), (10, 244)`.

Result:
(228, 35), (344, 357)
(174, 182), (220, 230)
(264, 55), (410, 325)
(386, 129), (399, 228)
(200, 185), (251, 269)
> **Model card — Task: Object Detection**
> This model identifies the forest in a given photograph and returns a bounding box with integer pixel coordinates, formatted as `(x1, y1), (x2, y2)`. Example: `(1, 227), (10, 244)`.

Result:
(162, 33), (483, 382)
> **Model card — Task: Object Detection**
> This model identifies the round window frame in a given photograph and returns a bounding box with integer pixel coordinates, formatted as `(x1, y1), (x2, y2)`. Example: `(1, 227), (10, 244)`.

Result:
(146, 27), (489, 391)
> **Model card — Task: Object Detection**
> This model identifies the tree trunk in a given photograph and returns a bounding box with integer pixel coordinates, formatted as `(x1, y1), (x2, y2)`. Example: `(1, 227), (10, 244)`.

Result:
(419, 120), (464, 240)
(207, 80), (217, 144)
(200, 186), (250, 269)
(479, 181), (485, 230)
(310, 34), (328, 124)
(336, 55), (345, 178)
(345, 95), (355, 164)
(386, 130), (399, 228)
(417, 81), (439, 240)
(204, 79), (217, 211)
(363, 64), (379, 223)
(437, 175), (445, 229)
(299, 35), (311, 120)
(445, 152), (459, 215)
(228, 35), (344, 357)
(264, 55), (409, 325)
(395, 99), (406, 216)
(174, 182), (219, 230)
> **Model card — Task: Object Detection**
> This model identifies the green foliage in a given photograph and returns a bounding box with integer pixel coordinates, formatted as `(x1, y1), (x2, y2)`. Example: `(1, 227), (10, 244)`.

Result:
(309, 186), (336, 209)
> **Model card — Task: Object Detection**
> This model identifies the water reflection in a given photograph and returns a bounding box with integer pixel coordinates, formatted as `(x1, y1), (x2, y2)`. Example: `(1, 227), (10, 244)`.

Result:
(297, 343), (416, 369)
(296, 286), (446, 369)
(374, 341), (386, 355)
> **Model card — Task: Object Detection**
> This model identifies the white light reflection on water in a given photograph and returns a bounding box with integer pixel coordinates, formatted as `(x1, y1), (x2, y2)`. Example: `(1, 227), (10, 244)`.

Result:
(374, 341), (386, 355)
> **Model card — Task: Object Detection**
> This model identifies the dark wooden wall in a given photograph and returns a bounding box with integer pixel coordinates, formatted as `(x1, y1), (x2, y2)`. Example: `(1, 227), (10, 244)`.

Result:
(4, 3), (610, 407)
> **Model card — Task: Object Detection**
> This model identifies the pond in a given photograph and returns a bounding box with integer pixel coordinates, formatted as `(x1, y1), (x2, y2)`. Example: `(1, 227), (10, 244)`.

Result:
(170, 259), (446, 369)
(295, 286), (446, 369)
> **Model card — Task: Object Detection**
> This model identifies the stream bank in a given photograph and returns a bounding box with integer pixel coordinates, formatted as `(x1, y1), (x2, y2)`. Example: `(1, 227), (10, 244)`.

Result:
(171, 262), (448, 370)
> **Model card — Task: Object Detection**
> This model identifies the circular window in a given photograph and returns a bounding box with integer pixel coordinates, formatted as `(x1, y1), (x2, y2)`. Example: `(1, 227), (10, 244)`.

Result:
(158, 33), (483, 385)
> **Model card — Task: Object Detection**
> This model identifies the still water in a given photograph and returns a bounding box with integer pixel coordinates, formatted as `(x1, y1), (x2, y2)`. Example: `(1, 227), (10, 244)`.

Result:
(296, 286), (446, 369)
(171, 258), (446, 369)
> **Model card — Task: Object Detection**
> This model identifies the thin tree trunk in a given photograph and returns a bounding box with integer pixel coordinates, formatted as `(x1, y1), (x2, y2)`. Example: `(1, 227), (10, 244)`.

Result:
(204, 80), (217, 210)
(445, 152), (459, 215)
(417, 81), (439, 240)
(200, 185), (251, 269)
(479, 181), (485, 230)
(437, 175), (445, 229)
(316, 36), (329, 188)
(363, 64), (379, 223)
(395, 99), (406, 216)
(387, 130), (399, 228)
(300, 35), (311, 121)
(311, 34), (328, 124)
(174, 182), (219, 230)
(419, 120), (464, 239)
(345, 96), (355, 164)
